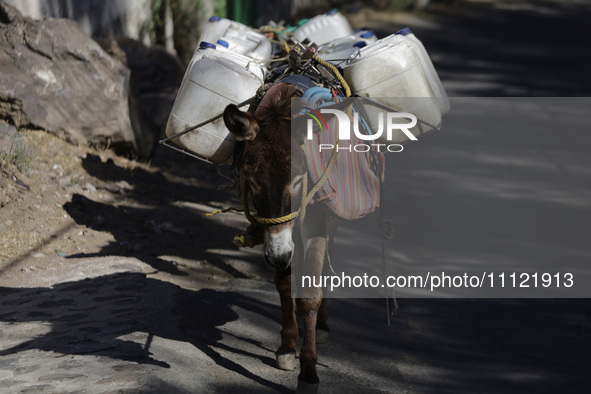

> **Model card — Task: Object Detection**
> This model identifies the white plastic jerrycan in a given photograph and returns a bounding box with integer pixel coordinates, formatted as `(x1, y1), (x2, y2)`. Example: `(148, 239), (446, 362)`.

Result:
(343, 33), (447, 143)
(165, 42), (266, 163)
(293, 10), (353, 46)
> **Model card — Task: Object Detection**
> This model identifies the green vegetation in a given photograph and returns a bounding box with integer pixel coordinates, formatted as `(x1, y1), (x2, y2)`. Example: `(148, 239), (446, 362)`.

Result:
(0, 127), (33, 175)
(148, 0), (208, 65)
(213, 0), (226, 18)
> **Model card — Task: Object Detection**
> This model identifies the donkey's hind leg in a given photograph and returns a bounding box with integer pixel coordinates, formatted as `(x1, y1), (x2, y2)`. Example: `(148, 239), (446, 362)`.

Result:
(274, 268), (297, 371)
(296, 293), (321, 392)
(316, 298), (329, 344)
(296, 235), (326, 393)
(316, 214), (337, 345)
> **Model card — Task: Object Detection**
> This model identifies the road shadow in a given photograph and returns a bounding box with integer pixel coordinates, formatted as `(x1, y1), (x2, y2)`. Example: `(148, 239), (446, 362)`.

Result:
(2, 273), (589, 392)
(367, 0), (591, 96)
(0, 272), (290, 393)
(318, 297), (591, 393)
(60, 152), (268, 280)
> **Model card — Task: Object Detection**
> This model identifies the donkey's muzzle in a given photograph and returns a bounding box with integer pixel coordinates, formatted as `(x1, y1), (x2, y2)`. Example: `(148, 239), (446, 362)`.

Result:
(264, 249), (293, 270)
(263, 227), (294, 270)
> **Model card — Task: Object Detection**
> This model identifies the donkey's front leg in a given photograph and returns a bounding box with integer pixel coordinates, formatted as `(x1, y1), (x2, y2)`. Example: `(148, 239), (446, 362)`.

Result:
(275, 268), (298, 371)
(296, 236), (325, 393)
(296, 293), (321, 392)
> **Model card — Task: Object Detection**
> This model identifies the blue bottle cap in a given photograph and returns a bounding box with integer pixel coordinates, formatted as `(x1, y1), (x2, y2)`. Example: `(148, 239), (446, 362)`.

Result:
(199, 41), (216, 50)
(217, 39), (229, 48)
(360, 31), (374, 39)
(395, 27), (412, 36)
(327, 8), (338, 16)
(353, 41), (367, 48)
(209, 16), (221, 22)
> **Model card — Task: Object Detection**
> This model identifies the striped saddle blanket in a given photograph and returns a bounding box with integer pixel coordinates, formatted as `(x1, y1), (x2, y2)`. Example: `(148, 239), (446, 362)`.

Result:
(301, 87), (385, 220)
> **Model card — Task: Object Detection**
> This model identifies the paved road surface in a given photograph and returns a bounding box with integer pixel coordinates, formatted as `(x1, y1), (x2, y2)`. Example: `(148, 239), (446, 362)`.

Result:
(2, 1), (591, 393)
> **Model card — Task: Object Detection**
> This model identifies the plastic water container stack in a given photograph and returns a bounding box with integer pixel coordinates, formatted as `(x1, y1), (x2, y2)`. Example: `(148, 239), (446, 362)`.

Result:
(199, 16), (251, 43)
(292, 10), (378, 66)
(394, 28), (450, 115)
(164, 17), (274, 163)
(316, 29), (377, 65)
(342, 27), (450, 143)
(200, 16), (272, 61)
(164, 9), (450, 162)
(293, 9), (354, 45)
(291, 10), (448, 143)
(215, 33), (272, 62)
(165, 37), (268, 163)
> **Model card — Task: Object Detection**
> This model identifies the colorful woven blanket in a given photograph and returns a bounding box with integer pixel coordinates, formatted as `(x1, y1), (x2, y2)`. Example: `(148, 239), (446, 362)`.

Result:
(301, 88), (384, 220)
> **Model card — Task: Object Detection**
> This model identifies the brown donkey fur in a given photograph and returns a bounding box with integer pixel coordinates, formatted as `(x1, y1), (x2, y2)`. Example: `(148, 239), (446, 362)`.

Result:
(224, 83), (336, 393)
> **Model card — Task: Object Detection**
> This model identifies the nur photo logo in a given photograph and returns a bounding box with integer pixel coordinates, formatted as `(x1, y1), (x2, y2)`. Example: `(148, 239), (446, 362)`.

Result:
(305, 106), (418, 153)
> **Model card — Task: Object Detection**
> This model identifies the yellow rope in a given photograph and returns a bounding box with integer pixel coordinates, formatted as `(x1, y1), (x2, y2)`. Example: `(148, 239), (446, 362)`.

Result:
(233, 223), (264, 248)
(254, 211), (298, 225)
(208, 41), (348, 242)
(209, 146), (338, 228)
(254, 142), (339, 226)
(281, 40), (291, 55)
(312, 55), (352, 98)
(298, 175), (308, 225)
(302, 146), (338, 208)
(281, 41), (352, 98)
(205, 207), (244, 216)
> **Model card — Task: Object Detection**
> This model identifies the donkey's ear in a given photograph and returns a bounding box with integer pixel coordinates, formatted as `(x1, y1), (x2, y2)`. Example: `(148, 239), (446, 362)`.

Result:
(223, 104), (259, 141)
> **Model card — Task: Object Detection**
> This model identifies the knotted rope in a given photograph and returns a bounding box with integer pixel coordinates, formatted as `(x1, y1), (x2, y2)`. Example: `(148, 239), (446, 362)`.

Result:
(209, 41), (350, 247)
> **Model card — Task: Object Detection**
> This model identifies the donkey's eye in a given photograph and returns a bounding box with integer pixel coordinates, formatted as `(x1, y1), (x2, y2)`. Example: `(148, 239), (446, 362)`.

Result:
(291, 175), (304, 191)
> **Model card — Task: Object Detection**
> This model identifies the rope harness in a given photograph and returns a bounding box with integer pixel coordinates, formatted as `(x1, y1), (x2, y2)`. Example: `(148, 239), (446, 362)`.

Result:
(246, 141), (340, 227)
(207, 143), (340, 247)
(164, 36), (399, 320)
(207, 41), (352, 247)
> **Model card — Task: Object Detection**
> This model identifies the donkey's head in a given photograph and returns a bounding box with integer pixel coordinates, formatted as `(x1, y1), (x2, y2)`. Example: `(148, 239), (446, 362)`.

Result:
(223, 83), (306, 270)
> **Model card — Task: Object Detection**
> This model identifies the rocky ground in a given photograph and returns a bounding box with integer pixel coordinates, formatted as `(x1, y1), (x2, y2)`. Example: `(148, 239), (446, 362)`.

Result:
(0, 122), (266, 289)
(0, 121), (282, 393)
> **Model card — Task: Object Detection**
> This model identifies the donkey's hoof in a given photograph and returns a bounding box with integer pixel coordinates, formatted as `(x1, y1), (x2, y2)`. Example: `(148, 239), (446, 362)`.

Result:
(296, 378), (319, 394)
(316, 328), (329, 344)
(276, 352), (297, 371)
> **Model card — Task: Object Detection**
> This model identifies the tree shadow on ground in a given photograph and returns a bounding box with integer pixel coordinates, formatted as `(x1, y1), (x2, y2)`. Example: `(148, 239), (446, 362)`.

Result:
(62, 152), (267, 280)
(368, 0), (591, 96)
(0, 273), (290, 393)
(320, 297), (591, 393)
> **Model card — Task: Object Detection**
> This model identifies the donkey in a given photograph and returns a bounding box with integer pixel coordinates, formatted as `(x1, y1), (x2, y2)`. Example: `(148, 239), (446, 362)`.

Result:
(223, 82), (337, 392)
